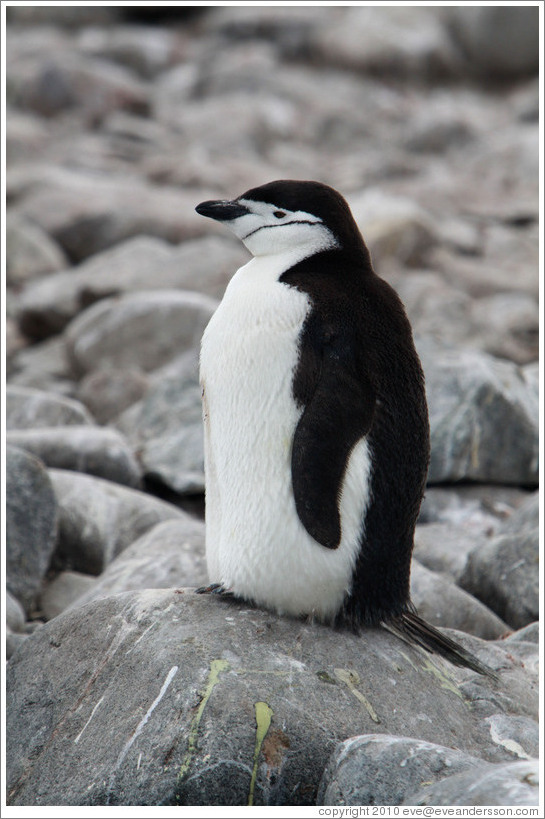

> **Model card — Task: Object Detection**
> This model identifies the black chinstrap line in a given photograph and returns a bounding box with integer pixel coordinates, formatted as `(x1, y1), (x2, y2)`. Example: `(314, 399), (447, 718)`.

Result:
(242, 219), (322, 241)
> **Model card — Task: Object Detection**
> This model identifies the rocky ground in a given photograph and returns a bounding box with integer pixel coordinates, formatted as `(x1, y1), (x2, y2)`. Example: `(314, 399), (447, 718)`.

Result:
(5, 5), (540, 809)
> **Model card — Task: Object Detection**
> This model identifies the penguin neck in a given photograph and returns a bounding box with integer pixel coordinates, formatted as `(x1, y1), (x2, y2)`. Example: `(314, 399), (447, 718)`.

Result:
(241, 242), (338, 286)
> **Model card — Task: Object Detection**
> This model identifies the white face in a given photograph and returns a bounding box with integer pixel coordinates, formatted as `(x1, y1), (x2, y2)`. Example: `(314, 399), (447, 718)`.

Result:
(227, 199), (339, 257)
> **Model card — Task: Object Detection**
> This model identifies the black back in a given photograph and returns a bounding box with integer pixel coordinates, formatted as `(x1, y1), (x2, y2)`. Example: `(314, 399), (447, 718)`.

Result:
(256, 182), (432, 629)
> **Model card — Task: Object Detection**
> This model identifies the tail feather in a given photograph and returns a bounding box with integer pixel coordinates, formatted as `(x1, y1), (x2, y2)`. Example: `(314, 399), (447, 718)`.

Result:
(384, 610), (499, 682)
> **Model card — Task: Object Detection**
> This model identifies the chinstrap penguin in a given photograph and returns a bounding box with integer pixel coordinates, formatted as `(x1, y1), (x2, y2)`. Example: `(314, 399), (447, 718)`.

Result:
(195, 179), (496, 680)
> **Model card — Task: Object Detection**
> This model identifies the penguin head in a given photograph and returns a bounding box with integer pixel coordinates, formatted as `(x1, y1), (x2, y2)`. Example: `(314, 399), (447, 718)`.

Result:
(196, 180), (364, 257)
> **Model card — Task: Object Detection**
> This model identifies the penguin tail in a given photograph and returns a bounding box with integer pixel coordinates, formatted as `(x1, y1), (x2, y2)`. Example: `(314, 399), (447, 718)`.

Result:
(384, 610), (499, 682)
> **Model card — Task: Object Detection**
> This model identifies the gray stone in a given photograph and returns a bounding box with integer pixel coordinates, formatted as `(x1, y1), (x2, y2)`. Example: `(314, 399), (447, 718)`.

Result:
(410, 561), (508, 640)
(17, 235), (246, 339)
(65, 290), (217, 375)
(8, 335), (75, 394)
(418, 485), (531, 530)
(318, 734), (490, 806)
(418, 339), (539, 486)
(406, 759), (539, 806)
(497, 489), (539, 536)
(77, 368), (150, 424)
(5, 109), (50, 164)
(503, 622), (539, 645)
(68, 518), (207, 610)
(7, 426), (142, 488)
(459, 516), (539, 631)
(49, 469), (186, 575)
(6, 630), (30, 662)
(6, 446), (58, 614)
(14, 166), (215, 262)
(484, 713), (539, 761)
(414, 522), (487, 582)
(5, 588), (536, 806)
(39, 571), (96, 621)
(6, 385), (94, 430)
(446, 6), (539, 79)
(349, 189), (437, 267)
(311, 6), (458, 80)
(7, 52), (148, 120)
(6, 212), (68, 285)
(470, 292), (539, 365)
(6, 591), (26, 634)
(387, 270), (477, 350)
(77, 25), (183, 79)
(115, 356), (204, 494)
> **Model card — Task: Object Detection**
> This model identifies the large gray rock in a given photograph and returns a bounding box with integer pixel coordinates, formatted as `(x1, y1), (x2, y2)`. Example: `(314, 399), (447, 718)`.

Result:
(115, 356), (204, 494)
(6, 212), (68, 285)
(6, 591), (26, 634)
(6, 446), (58, 613)
(410, 561), (508, 640)
(318, 735), (539, 807)
(414, 522), (487, 582)
(39, 571), (96, 621)
(17, 235), (245, 339)
(6, 385), (94, 429)
(459, 494), (539, 630)
(14, 166), (215, 262)
(5, 588), (536, 806)
(311, 6), (457, 80)
(7, 51), (148, 119)
(49, 469), (186, 574)
(319, 735), (491, 806)
(65, 290), (217, 375)
(7, 426), (142, 488)
(406, 759), (539, 806)
(418, 485), (531, 531)
(418, 340), (539, 486)
(68, 518), (207, 609)
(446, 6), (539, 79)
(7, 335), (75, 394)
(77, 368), (150, 424)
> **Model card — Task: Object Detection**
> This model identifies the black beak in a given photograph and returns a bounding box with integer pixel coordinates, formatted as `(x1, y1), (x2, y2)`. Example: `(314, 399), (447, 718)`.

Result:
(195, 199), (250, 221)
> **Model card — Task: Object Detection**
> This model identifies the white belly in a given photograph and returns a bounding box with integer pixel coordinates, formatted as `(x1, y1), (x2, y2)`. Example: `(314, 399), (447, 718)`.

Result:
(199, 254), (371, 622)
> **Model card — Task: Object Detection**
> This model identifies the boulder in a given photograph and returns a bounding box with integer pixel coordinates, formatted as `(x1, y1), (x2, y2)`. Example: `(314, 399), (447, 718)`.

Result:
(6, 591), (26, 634)
(17, 234), (245, 339)
(48, 469), (186, 575)
(459, 495), (539, 629)
(7, 426), (142, 488)
(5, 588), (536, 806)
(6, 446), (58, 614)
(8, 336), (75, 394)
(65, 290), (217, 375)
(115, 355), (204, 494)
(410, 561), (508, 640)
(39, 571), (96, 621)
(77, 368), (150, 424)
(6, 212), (68, 285)
(14, 166), (215, 262)
(318, 735), (538, 807)
(68, 518), (207, 610)
(445, 6), (539, 80)
(6, 385), (94, 429)
(311, 6), (458, 80)
(418, 340), (539, 486)
(7, 52), (148, 120)
(406, 759), (539, 806)
(413, 522), (487, 582)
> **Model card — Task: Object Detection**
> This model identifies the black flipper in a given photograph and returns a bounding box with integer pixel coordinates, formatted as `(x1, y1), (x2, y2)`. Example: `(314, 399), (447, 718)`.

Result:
(384, 610), (499, 681)
(290, 311), (376, 549)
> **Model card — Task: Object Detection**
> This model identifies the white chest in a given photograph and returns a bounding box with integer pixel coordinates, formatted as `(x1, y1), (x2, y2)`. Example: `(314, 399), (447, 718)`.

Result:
(199, 254), (370, 622)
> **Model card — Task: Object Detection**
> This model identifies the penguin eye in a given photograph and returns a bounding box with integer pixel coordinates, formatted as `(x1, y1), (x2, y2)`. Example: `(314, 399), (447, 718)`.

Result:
(273, 210), (286, 219)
